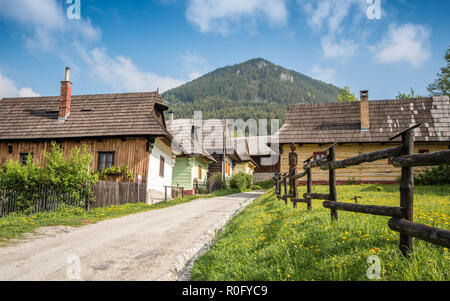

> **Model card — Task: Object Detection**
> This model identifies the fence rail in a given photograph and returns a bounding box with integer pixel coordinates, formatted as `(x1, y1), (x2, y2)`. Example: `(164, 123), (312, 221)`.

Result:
(274, 123), (450, 256)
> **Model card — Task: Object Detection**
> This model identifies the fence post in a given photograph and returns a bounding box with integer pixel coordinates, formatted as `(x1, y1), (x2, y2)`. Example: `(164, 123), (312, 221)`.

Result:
(399, 129), (414, 256)
(306, 159), (312, 211)
(164, 186), (167, 202)
(329, 145), (338, 221)
(283, 174), (288, 205)
(292, 168), (298, 208)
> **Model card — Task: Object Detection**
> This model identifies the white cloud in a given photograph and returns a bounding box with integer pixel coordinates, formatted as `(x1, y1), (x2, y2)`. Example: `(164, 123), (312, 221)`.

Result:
(374, 24), (431, 68)
(79, 47), (185, 93)
(299, 0), (362, 60)
(0, 0), (101, 53)
(299, 0), (361, 34)
(182, 51), (209, 80)
(310, 65), (336, 85)
(0, 72), (40, 98)
(186, 0), (288, 34)
(321, 35), (358, 59)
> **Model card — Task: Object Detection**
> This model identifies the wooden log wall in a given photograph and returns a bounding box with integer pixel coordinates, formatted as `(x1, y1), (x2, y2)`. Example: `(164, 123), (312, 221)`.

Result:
(280, 142), (449, 183)
(0, 137), (150, 183)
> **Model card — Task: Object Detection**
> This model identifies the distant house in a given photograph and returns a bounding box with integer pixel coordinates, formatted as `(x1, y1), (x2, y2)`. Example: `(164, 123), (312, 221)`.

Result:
(0, 67), (175, 203)
(201, 119), (241, 180)
(167, 117), (216, 195)
(232, 137), (257, 175)
(277, 91), (450, 184)
(234, 136), (279, 182)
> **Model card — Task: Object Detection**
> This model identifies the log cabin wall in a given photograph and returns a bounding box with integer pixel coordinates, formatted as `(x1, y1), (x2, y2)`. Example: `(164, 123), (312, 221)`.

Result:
(0, 137), (150, 183)
(280, 142), (450, 184)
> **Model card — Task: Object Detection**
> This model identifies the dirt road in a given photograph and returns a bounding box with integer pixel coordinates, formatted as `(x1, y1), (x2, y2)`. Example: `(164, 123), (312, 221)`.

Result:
(0, 191), (263, 281)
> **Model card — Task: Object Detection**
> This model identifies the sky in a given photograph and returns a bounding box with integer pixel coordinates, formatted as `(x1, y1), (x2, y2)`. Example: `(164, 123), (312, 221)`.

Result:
(0, 0), (448, 100)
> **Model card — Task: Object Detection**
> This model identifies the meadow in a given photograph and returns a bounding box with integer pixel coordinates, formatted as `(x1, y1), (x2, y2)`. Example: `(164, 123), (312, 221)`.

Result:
(190, 184), (450, 281)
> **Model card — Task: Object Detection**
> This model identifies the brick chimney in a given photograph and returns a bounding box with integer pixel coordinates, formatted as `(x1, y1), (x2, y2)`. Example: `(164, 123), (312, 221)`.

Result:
(360, 90), (369, 131)
(58, 67), (72, 121)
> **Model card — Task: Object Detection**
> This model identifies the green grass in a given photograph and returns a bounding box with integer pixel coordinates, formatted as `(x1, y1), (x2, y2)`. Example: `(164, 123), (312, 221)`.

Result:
(0, 187), (244, 244)
(190, 184), (450, 281)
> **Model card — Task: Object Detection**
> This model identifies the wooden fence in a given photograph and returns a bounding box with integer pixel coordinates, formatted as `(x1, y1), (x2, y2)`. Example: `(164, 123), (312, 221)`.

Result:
(0, 181), (147, 217)
(0, 188), (90, 218)
(274, 124), (450, 256)
(92, 181), (147, 208)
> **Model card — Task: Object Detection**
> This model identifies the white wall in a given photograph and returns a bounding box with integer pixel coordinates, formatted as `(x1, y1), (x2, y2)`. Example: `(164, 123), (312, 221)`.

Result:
(147, 138), (174, 197)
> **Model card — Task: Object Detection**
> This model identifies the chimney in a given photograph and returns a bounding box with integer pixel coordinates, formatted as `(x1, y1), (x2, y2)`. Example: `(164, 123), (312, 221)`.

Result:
(58, 67), (72, 121)
(360, 90), (369, 131)
(168, 110), (174, 121)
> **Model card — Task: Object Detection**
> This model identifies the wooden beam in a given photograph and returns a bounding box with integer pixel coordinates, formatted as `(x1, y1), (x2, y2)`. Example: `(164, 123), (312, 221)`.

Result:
(291, 198), (310, 203)
(295, 170), (308, 179)
(328, 145), (338, 221)
(388, 218), (450, 248)
(399, 129), (414, 256)
(391, 150), (450, 167)
(323, 201), (404, 217)
(303, 193), (330, 200)
(303, 157), (328, 170)
(320, 145), (403, 170)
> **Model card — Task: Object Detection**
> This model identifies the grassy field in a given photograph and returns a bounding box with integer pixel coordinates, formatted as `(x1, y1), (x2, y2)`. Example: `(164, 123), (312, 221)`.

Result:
(0, 187), (243, 244)
(190, 184), (450, 281)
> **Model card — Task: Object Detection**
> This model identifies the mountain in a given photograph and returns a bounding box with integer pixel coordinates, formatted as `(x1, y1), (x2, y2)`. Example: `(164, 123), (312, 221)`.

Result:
(162, 58), (340, 125)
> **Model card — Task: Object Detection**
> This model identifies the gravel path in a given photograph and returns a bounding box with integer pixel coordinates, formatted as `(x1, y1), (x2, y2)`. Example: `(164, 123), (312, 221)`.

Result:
(0, 191), (263, 281)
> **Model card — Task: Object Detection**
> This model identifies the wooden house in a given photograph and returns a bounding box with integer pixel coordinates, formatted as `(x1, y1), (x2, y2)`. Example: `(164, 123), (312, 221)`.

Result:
(234, 136), (279, 182)
(232, 137), (257, 175)
(277, 91), (450, 184)
(167, 118), (216, 195)
(0, 67), (175, 203)
(201, 119), (241, 180)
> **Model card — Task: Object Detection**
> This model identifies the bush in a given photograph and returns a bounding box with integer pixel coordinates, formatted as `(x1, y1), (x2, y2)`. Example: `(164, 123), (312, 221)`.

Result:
(0, 142), (98, 213)
(251, 185), (263, 190)
(414, 165), (450, 185)
(210, 172), (225, 191)
(229, 172), (253, 192)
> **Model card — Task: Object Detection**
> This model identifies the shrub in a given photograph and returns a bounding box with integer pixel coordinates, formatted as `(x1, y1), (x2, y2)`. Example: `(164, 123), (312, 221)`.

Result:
(251, 185), (263, 190)
(229, 172), (253, 192)
(414, 165), (450, 185)
(0, 142), (98, 213)
(210, 172), (224, 191)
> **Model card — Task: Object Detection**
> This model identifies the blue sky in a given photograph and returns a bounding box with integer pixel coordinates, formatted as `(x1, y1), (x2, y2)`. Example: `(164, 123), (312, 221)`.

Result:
(0, 0), (448, 100)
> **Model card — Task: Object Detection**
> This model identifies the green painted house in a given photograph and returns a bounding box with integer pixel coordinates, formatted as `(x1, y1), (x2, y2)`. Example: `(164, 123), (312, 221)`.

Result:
(167, 118), (216, 195)
(172, 156), (211, 194)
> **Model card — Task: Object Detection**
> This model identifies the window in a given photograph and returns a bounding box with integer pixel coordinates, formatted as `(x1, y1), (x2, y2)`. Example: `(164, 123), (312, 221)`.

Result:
(198, 165), (202, 180)
(98, 152), (114, 170)
(313, 151), (327, 161)
(159, 156), (165, 178)
(419, 149), (429, 154)
(20, 153), (33, 165)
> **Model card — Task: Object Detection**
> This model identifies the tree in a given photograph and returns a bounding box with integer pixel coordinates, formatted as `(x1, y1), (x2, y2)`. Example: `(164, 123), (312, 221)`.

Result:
(337, 86), (357, 102)
(427, 45), (449, 96)
(396, 87), (424, 99)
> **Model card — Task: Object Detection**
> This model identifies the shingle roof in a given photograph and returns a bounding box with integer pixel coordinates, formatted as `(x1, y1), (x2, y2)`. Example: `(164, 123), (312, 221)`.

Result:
(166, 119), (216, 162)
(277, 96), (450, 144)
(233, 136), (277, 156)
(0, 92), (171, 140)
